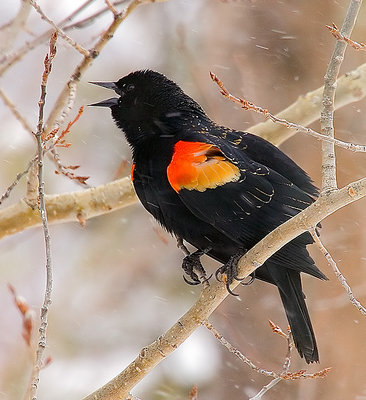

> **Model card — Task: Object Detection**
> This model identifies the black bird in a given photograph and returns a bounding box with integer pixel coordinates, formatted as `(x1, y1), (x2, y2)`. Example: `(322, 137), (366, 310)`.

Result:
(90, 69), (326, 363)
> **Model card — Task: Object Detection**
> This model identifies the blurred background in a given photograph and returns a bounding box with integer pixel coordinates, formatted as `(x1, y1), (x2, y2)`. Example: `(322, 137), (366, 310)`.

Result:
(1, 1), (366, 399)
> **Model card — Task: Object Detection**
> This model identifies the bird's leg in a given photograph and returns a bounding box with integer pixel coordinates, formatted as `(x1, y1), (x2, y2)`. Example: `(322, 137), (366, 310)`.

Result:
(215, 250), (248, 296)
(176, 236), (190, 256)
(176, 237), (211, 287)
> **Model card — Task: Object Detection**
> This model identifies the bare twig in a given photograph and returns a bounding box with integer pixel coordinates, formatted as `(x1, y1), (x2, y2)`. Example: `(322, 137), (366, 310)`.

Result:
(250, 367), (331, 400)
(204, 321), (277, 377)
(282, 368), (332, 380)
(4, 0), (150, 187)
(44, 0), (163, 136)
(189, 385), (198, 400)
(321, 0), (362, 191)
(268, 320), (293, 373)
(0, 106), (86, 208)
(210, 72), (366, 152)
(44, 106), (90, 186)
(64, 0), (129, 29)
(0, 88), (33, 134)
(249, 322), (293, 400)
(0, 0), (95, 73)
(0, 0), (129, 74)
(28, 0), (90, 57)
(248, 62), (366, 145)
(8, 284), (35, 347)
(205, 320), (327, 400)
(0, 157), (36, 206)
(249, 377), (282, 400)
(29, 32), (57, 400)
(327, 22), (366, 51)
(282, 328), (293, 374)
(105, 0), (120, 16)
(311, 228), (366, 315)
(0, 0), (31, 54)
(268, 320), (289, 340)
(49, 148), (90, 188)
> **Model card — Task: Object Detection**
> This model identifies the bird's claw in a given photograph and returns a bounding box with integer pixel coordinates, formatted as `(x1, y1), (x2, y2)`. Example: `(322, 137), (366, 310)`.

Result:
(240, 274), (256, 286)
(182, 250), (210, 287)
(215, 251), (247, 296)
(183, 275), (201, 286)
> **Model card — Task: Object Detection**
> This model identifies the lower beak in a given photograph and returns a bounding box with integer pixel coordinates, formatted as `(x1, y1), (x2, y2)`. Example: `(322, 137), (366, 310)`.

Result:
(88, 97), (118, 108)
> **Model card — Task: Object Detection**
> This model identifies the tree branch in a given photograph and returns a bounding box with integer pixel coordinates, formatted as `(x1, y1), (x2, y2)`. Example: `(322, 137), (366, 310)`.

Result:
(320, 0), (362, 191)
(0, 0), (31, 54)
(311, 228), (366, 315)
(327, 22), (366, 51)
(0, 0), (95, 74)
(28, 0), (90, 57)
(248, 62), (366, 145)
(29, 32), (57, 400)
(210, 72), (366, 152)
(0, 88), (33, 136)
(81, 176), (366, 400)
(204, 321), (277, 378)
(44, 0), (167, 135)
(0, 177), (136, 240)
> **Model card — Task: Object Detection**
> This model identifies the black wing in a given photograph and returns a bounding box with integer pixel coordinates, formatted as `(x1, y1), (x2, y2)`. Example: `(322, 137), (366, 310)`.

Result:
(169, 130), (324, 279)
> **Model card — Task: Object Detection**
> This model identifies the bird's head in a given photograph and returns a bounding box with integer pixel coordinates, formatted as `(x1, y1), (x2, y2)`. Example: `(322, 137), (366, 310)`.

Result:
(89, 70), (207, 147)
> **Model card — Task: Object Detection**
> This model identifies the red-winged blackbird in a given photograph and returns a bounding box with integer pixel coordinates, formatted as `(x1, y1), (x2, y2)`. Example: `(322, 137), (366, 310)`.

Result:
(90, 70), (327, 363)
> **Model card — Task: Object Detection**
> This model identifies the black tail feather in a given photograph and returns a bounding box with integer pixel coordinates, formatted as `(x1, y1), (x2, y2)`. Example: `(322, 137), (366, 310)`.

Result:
(268, 265), (319, 363)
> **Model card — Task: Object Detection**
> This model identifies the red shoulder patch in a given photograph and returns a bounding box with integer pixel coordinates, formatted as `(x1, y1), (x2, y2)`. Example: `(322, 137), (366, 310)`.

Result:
(131, 163), (135, 181)
(167, 141), (240, 192)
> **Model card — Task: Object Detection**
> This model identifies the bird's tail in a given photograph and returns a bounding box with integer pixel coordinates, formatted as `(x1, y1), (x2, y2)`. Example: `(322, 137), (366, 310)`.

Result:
(271, 266), (319, 363)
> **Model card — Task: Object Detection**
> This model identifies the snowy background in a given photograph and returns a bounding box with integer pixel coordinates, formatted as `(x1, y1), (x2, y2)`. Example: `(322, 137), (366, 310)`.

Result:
(1, 1), (366, 399)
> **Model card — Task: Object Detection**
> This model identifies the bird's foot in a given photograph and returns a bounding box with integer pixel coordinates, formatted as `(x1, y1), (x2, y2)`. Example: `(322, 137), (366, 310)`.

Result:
(182, 248), (212, 288)
(215, 251), (247, 296)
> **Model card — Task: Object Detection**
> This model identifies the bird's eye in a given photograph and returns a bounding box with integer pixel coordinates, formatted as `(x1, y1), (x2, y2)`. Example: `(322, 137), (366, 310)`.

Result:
(126, 84), (135, 92)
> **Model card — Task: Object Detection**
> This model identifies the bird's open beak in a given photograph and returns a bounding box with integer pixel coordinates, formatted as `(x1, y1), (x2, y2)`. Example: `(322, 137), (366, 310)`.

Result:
(88, 81), (120, 108)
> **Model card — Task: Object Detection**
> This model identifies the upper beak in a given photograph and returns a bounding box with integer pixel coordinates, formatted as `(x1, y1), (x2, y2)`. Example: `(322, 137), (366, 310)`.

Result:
(88, 81), (120, 108)
(89, 81), (119, 91)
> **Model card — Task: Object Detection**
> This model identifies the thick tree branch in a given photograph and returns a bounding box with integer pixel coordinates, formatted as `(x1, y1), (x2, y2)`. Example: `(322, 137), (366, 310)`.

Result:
(82, 176), (366, 400)
(0, 177), (136, 239)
